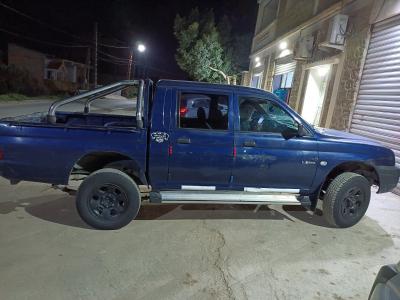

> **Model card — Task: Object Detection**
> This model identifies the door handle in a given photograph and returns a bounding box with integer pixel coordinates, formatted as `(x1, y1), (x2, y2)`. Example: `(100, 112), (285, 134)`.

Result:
(177, 137), (191, 144)
(243, 140), (256, 147)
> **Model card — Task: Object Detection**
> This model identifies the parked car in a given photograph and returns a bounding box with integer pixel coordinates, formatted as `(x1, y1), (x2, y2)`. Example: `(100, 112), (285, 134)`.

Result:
(0, 80), (399, 230)
(179, 94), (228, 119)
(369, 261), (400, 300)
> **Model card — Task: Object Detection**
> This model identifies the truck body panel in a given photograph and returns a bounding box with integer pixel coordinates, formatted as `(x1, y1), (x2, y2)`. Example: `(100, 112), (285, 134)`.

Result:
(0, 79), (399, 198)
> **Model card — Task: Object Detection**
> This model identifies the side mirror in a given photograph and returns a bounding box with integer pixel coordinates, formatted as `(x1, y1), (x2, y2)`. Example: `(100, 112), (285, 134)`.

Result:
(282, 127), (298, 140)
(282, 124), (308, 140)
(298, 124), (308, 137)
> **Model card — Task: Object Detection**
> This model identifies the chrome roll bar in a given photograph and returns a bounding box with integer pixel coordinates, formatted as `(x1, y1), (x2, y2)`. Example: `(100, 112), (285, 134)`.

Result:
(47, 80), (145, 128)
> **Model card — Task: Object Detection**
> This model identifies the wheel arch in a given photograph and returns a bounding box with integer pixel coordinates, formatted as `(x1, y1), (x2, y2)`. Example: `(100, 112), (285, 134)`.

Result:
(319, 161), (379, 197)
(69, 151), (147, 185)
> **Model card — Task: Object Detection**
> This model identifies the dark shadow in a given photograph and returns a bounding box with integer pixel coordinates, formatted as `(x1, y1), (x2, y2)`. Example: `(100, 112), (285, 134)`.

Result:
(0, 195), (90, 229)
(137, 203), (291, 221)
(1, 191), (351, 228)
(283, 205), (333, 228)
(26, 196), (91, 229)
(0, 195), (293, 228)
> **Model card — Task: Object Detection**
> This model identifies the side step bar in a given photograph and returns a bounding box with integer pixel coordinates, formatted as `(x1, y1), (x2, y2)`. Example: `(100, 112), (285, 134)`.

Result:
(157, 191), (305, 206)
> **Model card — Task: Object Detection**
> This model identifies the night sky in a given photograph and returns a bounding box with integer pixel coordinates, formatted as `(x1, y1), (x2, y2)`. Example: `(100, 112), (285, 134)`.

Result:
(0, 0), (257, 82)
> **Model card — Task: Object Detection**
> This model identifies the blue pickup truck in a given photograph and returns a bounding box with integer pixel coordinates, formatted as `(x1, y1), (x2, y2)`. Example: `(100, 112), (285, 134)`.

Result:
(0, 80), (399, 229)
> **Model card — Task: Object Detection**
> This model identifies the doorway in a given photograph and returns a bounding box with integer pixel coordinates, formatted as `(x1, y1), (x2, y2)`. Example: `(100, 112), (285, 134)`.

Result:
(301, 64), (331, 126)
(251, 72), (263, 89)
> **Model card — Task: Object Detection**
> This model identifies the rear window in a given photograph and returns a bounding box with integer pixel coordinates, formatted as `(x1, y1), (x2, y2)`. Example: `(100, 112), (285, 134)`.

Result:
(178, 93), (229, 130)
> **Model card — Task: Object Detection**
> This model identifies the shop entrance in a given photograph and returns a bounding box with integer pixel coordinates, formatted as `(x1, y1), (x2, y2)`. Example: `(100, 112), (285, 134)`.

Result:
(301, 64), (331, 126)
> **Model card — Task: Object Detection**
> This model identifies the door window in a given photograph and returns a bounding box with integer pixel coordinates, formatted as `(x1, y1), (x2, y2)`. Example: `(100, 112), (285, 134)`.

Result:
(178, 93), (229, 130)
(239, 96), (298, 134)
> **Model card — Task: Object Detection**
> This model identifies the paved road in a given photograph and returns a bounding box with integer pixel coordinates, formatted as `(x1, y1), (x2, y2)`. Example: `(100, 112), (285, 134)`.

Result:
(0, 178), (399, 300)
(0, 97), (137, 119)
(0, 100), (53, 118)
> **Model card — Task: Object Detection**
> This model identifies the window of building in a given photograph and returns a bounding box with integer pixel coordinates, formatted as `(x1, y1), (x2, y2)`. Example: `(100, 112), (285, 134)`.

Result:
(45, 70), (57, 80)
(260, 0), (279, 29)
(272, 71), (294, 103)
(239, 96), (298, 134)
(251, 73), (263, 89)
(178, 93), (229, 130)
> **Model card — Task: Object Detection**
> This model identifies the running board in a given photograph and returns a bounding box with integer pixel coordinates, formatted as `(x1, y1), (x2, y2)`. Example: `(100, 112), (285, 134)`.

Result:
(159, 191), (303, 205)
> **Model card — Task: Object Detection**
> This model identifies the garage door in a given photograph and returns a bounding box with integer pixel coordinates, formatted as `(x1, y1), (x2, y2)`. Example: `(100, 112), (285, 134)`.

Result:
(350, 15), (400, 195)
(275, 61), (297, 75)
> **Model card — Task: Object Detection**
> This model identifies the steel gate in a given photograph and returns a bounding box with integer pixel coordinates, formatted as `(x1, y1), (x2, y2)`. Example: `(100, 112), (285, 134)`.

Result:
(350, 15), (400, 195)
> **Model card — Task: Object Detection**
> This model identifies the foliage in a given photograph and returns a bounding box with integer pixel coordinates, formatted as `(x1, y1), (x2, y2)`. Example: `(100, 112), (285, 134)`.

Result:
(0, 93), (30, 101)
(174, 8), (235, 83)
(0, 64), (47, 96)
(0, 93), (62, 102)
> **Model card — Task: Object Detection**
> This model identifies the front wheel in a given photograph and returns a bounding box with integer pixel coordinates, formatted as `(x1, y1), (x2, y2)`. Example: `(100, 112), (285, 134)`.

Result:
(323, 172), (371, 228)
(76, 168), (141, 230)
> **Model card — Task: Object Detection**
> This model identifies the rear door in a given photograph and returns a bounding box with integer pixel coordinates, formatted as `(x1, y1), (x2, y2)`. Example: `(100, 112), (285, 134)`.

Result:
(232, 92), (318, 192)
(167, 88), (234, 189)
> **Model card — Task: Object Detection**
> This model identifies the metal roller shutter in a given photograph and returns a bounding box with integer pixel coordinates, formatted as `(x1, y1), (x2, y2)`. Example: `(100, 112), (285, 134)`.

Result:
(350, 15), (400, 195)
(274, 61), (297, 76)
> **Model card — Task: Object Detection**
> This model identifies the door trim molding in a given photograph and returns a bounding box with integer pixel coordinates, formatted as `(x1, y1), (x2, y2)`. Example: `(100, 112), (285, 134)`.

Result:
(244, 187), (300, 193)
(181, 185), (216, 191)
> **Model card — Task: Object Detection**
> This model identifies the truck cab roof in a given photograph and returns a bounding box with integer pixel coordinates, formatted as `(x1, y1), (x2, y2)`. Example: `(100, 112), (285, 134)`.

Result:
(156, 80), (272, 97)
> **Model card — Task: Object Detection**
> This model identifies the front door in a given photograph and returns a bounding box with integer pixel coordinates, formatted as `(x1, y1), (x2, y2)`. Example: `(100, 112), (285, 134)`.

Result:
(301, 64), (331, 126)
(232, 93), (318, 192)
(167, 89), (234, 189)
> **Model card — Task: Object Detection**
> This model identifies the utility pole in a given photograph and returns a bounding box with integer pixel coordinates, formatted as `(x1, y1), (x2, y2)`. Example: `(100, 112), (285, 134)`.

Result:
(127, 48), (134, 80)
(93, 22), (98, 88)
(85, 47), (91, 90)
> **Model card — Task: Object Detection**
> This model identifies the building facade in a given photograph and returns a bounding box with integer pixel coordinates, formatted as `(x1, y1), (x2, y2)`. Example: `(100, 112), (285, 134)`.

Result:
(245, 0), (400, 194)
(7, 43), (88, 93)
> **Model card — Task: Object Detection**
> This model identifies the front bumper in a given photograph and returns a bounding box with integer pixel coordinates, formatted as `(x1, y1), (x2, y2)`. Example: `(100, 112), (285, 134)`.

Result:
(376, 166), (400, 194)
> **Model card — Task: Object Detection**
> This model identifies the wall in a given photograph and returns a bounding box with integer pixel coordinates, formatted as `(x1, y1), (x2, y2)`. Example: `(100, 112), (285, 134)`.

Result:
(241, 71), (251, 86)
(276, 0), (317, 36)
(282, 1), (374, 130)
(330, 4), (372, 130)
(8, 44), (45, 82)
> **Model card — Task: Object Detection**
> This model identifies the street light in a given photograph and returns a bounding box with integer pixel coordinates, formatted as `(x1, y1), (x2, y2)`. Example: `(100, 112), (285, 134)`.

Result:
(137, 43), (146, 53)
(127, 43), (147, 80)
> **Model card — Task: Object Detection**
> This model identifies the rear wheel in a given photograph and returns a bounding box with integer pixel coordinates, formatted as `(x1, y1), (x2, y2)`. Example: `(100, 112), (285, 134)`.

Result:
(323, 172), (371, 228)
(76, 168), (141, 230)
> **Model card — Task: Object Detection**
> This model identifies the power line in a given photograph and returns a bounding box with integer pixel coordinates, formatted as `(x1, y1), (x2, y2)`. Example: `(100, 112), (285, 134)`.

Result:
(0, 0), (129, 48)
(99, 57), (178, 76)
(98, 43), (129, 49)
(98, 57), (129, 66)
(98, 49), (130, 62)
(98, 56), (177, 76)
(0, 1), (82, 40)
(0, 27), (89, 48)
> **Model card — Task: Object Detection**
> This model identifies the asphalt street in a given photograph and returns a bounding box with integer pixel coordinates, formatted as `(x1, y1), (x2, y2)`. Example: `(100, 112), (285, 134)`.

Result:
(0, 178), (399, 300)
(0, 96), (137, 118)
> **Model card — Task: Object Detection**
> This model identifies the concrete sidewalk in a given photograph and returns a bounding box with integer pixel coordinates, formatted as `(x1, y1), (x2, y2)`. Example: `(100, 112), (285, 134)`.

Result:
(0, 178), (399, 300)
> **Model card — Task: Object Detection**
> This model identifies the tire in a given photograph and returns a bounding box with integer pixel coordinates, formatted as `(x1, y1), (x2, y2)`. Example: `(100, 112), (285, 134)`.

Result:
(323, 172), (371, 228)
(76, 168), (141, 230)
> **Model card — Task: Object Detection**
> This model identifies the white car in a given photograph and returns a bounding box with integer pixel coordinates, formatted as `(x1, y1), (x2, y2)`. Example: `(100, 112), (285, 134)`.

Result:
(180, 94), (228, 119)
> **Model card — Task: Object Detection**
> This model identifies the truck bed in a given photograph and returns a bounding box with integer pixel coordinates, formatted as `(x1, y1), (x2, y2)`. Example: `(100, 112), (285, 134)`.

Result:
(0, 111), (145, 185)
(1, 112), (137, 129)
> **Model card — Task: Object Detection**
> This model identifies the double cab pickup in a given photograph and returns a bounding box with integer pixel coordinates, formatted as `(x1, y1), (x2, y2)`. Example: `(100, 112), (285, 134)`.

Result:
(0, 80), (399, 229)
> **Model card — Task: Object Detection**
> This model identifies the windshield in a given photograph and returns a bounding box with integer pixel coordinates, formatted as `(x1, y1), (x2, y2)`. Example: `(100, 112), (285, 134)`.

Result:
(239, 97), (299, 133)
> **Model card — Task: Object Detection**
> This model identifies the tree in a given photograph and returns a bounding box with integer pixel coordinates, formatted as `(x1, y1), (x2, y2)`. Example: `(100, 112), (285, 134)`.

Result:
(174, 9), (234, 83)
